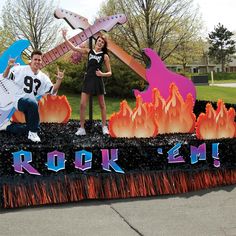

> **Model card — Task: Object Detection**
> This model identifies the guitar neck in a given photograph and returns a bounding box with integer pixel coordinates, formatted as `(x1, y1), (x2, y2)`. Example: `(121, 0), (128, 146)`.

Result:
(41, 27), (94, 68)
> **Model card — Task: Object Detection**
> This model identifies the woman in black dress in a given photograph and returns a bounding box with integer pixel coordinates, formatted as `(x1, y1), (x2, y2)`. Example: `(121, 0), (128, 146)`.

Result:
(62, 30), (112, 135)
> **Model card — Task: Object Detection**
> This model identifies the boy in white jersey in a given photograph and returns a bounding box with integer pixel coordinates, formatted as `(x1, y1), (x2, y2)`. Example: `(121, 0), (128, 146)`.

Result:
(1, 50), (64, 142)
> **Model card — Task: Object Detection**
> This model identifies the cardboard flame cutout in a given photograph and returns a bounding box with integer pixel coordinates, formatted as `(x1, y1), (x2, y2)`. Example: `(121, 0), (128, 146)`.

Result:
(109, 100), (134, 138)
(109, 97), (158, 138)
(12, 95), (71, 123)
(132, 97), (158, 137)
(154, 84), (196, 134)
(196, 100), (236, 139)
(109, 84), (195, 138)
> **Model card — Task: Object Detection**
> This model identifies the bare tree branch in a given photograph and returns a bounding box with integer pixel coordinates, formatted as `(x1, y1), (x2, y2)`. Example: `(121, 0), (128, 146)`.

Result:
(1, 0), (61, 57)
(100, 0), (202, 62)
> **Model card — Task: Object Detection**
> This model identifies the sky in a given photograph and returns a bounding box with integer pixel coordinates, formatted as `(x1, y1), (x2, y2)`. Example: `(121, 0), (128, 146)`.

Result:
(0, 0), (235, 33)
(195, 0), (236, 33)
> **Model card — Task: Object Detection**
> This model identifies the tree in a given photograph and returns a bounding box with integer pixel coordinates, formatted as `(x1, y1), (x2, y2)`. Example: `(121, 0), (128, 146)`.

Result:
(168, 38), (206, 73)
(208, 23), (236, 72)
(99, 0), (202, 62)
(1, 0), (61, 57)
(0, 26), (14, 53)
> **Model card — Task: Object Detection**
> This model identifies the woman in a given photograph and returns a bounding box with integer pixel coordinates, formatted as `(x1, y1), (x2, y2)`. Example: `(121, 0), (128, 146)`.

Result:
(62, 30), (112, 135)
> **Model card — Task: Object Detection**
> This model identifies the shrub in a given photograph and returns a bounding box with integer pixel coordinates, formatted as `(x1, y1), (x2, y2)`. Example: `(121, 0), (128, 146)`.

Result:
(45, 56), (147, 98)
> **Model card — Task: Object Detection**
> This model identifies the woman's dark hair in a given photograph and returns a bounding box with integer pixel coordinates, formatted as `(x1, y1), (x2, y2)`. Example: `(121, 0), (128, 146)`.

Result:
(95, 35), (108, 54)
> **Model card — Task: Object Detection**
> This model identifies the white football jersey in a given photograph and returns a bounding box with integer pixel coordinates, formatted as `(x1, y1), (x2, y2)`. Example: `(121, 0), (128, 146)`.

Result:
(8, 65), (53, 108)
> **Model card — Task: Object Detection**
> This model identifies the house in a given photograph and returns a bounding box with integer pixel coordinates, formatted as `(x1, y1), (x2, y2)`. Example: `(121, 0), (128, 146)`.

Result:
(225, 57), (236, 72)
(167, 55), (236, 73)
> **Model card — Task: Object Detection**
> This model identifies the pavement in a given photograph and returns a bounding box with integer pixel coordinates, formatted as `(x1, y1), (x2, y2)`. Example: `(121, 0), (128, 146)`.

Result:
(0, 185), (235, 236)
(210, 83), (236, 87)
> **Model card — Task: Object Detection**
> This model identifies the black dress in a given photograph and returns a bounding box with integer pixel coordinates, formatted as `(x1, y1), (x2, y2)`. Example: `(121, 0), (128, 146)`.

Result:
(82, 49), (106, 95)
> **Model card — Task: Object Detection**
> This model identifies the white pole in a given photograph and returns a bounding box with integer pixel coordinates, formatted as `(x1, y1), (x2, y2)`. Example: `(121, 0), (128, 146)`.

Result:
(211, 71), (214, 85)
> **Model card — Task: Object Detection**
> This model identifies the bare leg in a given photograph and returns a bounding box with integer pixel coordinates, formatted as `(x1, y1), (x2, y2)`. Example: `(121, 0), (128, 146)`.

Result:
(80, 92), (89, 128)
(97, 95), (107, 127)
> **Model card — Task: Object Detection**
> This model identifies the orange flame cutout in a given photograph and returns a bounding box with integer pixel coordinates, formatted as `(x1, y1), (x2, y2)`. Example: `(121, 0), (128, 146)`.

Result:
(109, 83), (195, 138)
(109, 97), (158, 138)
(196, 100), (236, 139)
(109, 100), (133, 137)
(155, 84), (196, 134)
(12, 95), (71, 123)
(132, 96), (158, 138)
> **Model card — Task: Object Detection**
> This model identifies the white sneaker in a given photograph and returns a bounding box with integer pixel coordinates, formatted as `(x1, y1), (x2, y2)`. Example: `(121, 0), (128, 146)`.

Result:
(0, 120), (11, 131)
(75, 127), (86, 136)
(102, 126), (109, 135)
(28, 131), (41, 142)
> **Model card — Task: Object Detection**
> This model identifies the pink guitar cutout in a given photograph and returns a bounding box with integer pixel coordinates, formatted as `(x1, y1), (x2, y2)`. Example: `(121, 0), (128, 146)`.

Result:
(134, 48), (196, 103)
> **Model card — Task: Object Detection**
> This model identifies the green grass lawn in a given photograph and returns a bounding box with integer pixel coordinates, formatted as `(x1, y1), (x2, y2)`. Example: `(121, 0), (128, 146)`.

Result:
(59, 85), (236, 120)
(196, 86), (236, 104)
(58, 91), (136, 119)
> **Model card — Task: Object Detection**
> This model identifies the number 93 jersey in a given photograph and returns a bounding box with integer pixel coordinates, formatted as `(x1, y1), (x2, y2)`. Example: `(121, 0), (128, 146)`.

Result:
(9, 65), (53, 108)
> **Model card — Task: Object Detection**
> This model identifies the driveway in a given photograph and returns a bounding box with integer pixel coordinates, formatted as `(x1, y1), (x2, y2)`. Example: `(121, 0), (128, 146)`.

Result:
(210, 83), (236, 87)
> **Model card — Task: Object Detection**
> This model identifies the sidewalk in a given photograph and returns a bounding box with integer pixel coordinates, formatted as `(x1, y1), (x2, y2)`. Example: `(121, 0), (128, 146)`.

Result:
(0, 185), (235, 236)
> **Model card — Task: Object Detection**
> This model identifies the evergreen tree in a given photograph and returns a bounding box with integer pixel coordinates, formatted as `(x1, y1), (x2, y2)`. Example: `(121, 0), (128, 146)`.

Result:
(208, 23), (236, 72)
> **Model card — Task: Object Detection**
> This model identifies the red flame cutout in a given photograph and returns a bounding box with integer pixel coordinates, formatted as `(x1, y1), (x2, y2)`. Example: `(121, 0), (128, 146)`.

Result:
(12, 95), (71, 123)
(153, 84), (196, 134)
(109, 83), (195, 138)
(132, 96), (158, 138)
(196, 100), (236, 139)
(109, 97), (158, 138)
